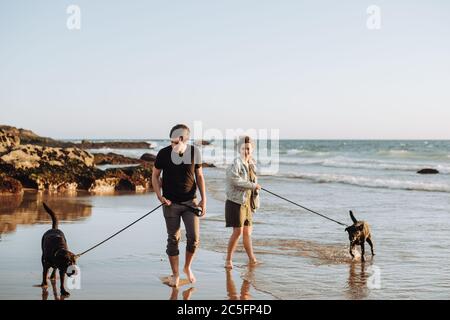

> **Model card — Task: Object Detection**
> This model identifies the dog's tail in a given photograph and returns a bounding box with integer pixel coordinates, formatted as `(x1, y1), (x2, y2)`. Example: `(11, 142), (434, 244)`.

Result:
(43, 203), (58, 229)
(349, 210), (358, 224)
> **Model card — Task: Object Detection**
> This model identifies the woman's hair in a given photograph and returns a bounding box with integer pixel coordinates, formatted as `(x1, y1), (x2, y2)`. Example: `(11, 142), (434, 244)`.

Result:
(236, 136), (255, 150)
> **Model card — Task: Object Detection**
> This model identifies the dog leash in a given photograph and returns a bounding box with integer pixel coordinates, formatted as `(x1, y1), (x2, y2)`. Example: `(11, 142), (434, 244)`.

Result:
(261, 187), (347, 227)
(76, 204), (163, 258)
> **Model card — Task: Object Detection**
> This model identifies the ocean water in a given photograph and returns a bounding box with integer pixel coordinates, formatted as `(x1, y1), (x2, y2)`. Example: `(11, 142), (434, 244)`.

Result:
(1, 140), (449, 299)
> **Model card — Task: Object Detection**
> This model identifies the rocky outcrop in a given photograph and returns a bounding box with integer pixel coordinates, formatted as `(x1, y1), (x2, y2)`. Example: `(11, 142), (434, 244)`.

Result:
(0, 175), (23, 195)
(94, 152), (142, 165)
(0, 125), (74, 148)
(0, 128), (21, 154)
(140, 153), (156, 162)
(417, 168), (439, 174)
(0, 145), (98, 191)
(76, 140), (153, 149)
(0, 125), (155, 194)
(89, 166), (153, 193)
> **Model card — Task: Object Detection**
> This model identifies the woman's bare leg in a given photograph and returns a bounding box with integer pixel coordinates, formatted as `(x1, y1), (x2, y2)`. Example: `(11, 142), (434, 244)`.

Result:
(226, 227), (243, 269)
(243, 226), (257, 264)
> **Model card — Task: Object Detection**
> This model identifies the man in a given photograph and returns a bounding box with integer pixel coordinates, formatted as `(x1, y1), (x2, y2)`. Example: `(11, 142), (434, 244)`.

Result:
(152, 124), (207, 288)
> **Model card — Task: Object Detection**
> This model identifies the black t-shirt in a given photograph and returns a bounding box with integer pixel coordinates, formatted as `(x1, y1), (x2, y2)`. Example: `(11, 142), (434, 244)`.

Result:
(154, 145), (202, 203)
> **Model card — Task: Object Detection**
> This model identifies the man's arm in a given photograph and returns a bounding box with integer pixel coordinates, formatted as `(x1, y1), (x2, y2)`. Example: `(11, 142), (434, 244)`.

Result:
(195, 167), (207, 216)
(152, 167), (171, 205)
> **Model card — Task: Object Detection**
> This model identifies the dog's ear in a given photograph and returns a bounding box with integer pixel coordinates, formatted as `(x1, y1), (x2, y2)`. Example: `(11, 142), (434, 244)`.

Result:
(345, 226), (350, 232)
(349, 210), (358, 224)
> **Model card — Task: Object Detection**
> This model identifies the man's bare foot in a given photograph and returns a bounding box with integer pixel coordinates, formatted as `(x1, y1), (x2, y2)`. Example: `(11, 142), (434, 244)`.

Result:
(183, 267), (196, 284)
(168, 274), (180, 287)
(225, 260), (233, 269)
(249, 258), (260, 265)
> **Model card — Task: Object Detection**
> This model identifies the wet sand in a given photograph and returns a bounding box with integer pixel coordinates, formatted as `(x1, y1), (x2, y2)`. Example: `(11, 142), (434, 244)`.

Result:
(0, 190), (272, 300)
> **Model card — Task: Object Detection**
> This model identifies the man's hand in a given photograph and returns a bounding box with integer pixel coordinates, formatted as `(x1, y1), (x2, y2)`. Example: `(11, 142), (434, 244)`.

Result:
(158, 196), (172, 206)
(198, 199), (207, 217)
(255, 184), (262, 190)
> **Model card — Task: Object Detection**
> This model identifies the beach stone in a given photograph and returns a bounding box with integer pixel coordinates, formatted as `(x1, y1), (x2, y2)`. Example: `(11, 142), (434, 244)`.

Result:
(417, 168), (439, 174)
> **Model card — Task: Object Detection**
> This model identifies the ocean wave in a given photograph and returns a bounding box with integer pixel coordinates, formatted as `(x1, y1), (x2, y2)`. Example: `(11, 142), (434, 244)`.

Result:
(277, 157), (450, 174)
(276, 172), (450, 193)
(377, 149), (410, 155)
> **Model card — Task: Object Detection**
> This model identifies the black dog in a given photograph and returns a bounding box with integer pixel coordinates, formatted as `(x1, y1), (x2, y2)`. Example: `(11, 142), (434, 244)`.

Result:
(40, 203), (77, 297)
(345, 211), (375, 262)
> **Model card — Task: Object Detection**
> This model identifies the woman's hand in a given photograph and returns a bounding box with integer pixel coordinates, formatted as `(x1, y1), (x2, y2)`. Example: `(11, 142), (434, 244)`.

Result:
(255, 184), (262, 191)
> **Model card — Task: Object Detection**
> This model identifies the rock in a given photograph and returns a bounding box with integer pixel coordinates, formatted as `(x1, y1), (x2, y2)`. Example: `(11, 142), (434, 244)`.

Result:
(89, 166), (153, 193)
(417, 168), (439, 174)
(0, 145), (95, 170)
(0, 175), (23, 195)
(201, 162), (216, 168)
(0, 129), (21, 154)
(0, 125), (74, 148)
(195, 140), (212, 146)
(76, 140), (153, 149)
(140, 153), (156, 162)
(94, 152), (142, 165)
(89, 178), (120, 193)
(0, 125), (155, 194)
(0, 145), (98, 191)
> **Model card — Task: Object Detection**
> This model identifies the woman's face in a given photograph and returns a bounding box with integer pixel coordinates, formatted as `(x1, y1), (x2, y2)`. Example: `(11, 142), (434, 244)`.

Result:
(240, 143), (253, 159)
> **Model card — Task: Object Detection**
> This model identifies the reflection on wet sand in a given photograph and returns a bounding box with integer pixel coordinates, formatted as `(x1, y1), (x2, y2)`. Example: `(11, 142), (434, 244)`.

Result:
(169, 287), (196, 300)
(226, 267), (253, 300)
(346, 261), (370, 299)
(0, 191), (92, 234)
(40, 280), (68, 301)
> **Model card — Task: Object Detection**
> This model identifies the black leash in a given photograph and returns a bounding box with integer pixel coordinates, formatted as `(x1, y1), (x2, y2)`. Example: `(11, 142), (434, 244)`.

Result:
(261, 187), (347, 227)
(76, 204), (163, 258)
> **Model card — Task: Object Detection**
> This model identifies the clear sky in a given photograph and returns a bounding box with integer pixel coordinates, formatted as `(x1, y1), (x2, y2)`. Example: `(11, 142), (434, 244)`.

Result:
(1, 0), (449, 139)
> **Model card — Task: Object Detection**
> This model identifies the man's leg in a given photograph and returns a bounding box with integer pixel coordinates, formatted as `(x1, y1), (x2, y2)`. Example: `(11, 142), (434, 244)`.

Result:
(182, 207), (200, 283)
(164, 205), (182, 287)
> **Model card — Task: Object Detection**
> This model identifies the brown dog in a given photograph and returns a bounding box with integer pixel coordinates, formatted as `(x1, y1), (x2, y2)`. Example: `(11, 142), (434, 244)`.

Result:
(345, 211), (374, 262)
(40, 203), (77, 297)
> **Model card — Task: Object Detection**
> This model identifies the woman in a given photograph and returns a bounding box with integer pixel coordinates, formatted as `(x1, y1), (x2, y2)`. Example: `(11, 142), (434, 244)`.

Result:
(225, 136), (261, 269)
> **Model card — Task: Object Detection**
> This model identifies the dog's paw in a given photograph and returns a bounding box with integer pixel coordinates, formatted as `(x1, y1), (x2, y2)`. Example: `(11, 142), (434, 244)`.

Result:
(61, 290), (70, 297)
